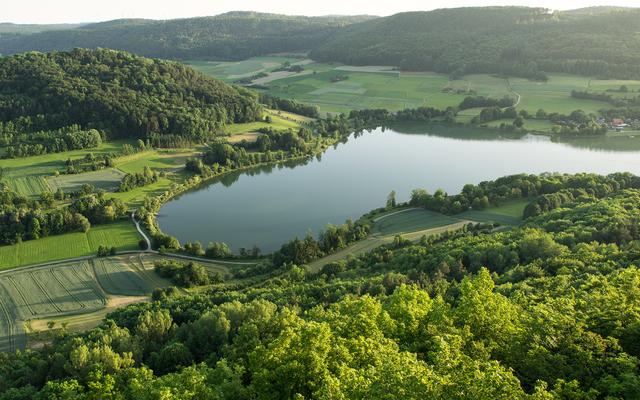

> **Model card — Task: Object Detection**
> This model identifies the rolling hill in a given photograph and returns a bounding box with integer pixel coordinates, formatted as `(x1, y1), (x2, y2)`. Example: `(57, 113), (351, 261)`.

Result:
(310, 7), (640, 79)
(0, 48), (262, 139)
(0, 12), (374, 60)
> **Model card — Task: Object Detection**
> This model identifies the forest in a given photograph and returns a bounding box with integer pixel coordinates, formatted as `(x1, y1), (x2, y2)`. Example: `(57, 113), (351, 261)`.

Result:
(0, 12), (373, 60)
(310, 7), (640, 80)
(0, 49), (262, 142)
(0, 173), (639, 398)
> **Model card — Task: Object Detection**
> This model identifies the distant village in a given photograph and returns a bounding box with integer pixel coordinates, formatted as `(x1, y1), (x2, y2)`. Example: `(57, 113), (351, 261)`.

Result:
(597, 117), (640, 132)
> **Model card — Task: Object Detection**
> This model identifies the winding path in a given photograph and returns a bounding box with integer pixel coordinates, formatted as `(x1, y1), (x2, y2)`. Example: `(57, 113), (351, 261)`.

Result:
(131, 212), (152, 252)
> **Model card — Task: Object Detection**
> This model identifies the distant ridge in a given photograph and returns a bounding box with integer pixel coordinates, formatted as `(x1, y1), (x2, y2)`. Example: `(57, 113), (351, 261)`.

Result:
(2, 7), (640, 80)
(0, 12), (374, 60)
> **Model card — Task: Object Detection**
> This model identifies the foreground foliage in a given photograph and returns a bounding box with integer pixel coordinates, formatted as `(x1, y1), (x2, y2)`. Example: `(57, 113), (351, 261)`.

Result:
(1, 173), (640, 398)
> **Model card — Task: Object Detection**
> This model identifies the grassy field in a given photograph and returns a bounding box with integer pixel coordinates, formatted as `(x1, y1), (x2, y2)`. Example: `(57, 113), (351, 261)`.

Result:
(226, 109), (312, 135)
(47, 168), (126, 193)
(372, 209), (463, 235)
(189, 57), (637, 117)
(308, 220), (469, 273)
(459, 200), (527, 226)
(0, 140), (133, 197)
(0, 253), (178, 352)
(186, 57), (299, 82)
(0, 220), (141, 270)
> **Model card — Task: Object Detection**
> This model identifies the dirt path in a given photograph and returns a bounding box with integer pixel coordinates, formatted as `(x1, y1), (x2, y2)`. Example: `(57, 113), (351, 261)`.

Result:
(307, 221), (470, 273)
(372, 208), (422, 223)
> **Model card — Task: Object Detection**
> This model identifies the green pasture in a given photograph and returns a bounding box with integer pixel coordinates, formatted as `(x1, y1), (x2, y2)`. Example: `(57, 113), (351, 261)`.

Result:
(115, 149), (198, 174)
(510, 74), (606, 114)
(226, 109), (309, 135)
(307, 202), (528, 273)
(190, 57), (640, 117)
(588, 78), (640, 93)
(0, 140), (134, 197)
(47, 168), (125, 193)
(187, 56), (299, 81)
(372, 209), (463, 236)
(0, 220), (141, 270)
(459, 200), (528, 226)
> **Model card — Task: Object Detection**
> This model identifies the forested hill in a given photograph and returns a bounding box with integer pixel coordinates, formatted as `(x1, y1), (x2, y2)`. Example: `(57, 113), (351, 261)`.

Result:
(0, 12), (374, 60)
(310, 6), (640, 80)
(0, 48), (261, 140)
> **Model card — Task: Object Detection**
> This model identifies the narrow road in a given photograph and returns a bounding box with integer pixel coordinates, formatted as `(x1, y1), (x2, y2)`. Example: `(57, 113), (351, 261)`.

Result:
(0, 215), (256, 275)
(131, 211), (152, 251)
(505, 77), (522, 108)
(130, 212), (256, 265)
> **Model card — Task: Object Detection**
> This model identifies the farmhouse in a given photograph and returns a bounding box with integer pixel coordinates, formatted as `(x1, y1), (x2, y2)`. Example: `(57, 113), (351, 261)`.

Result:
(612, 118), (626, 127)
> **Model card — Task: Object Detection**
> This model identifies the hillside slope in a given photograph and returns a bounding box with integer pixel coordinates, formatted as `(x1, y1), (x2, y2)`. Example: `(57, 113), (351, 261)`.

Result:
(0, 48), (262, 139)
(0, 12), (374, 60)
(310, 7), (640, 79)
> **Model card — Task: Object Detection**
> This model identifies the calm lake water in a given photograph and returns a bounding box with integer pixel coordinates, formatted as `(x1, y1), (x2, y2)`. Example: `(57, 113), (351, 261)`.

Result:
(157, 125), (640, 253)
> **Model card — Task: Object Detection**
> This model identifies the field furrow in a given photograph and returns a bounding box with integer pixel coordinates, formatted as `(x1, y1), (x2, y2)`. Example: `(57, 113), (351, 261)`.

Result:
(93, 258), (151, 295)
(4, 277), (37, 317)
(0, 290), (17, 352)
(29, 272), (64, 314)
(64, 264), (108, 307)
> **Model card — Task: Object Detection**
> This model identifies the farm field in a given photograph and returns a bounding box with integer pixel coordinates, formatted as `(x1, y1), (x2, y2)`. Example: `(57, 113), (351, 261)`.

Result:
(0, 253), (177, 352)
(26, 294), (147, 343)
(189, 57), (640, 119)
(0, 220), (141, 270)
(186, 56), (301, 82)
(459, 200), (528, 226)
(0, 140), (134, 197)
(47, 168), (126, 193)
(372, 208), (463, 235)
(189, 57), (637, 116)
(226, 109), (312, 136)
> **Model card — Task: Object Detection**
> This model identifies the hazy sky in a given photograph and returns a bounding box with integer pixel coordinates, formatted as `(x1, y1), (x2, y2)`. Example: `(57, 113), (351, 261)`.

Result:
(2, 0), (638, 24)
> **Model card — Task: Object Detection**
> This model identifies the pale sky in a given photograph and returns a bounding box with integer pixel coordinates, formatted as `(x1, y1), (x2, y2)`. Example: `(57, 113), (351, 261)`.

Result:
(1, 0), (638, 24)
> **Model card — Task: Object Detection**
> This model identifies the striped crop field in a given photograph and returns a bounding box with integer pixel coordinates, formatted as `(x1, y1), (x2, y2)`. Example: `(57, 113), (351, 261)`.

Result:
(0, 253), (175, 352)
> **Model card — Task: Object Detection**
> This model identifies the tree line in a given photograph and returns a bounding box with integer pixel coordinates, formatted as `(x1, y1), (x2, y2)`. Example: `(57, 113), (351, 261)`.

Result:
(1, 126), (103, 159)
(119, 167), (160, 192)
(0, 185), (132, 245)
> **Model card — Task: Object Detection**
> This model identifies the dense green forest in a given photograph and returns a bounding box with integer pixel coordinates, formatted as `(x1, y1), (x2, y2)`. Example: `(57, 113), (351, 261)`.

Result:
(0, 48), (261, 142)
(3, 8), (640, 80)
(0, 12), (372, 60)
(311, 7), (640, 80)
(1, 173), (640, 398)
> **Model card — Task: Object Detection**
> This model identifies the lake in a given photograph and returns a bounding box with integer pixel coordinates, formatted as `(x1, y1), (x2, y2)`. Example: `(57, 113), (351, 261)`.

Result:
(157, 125), (640, 253)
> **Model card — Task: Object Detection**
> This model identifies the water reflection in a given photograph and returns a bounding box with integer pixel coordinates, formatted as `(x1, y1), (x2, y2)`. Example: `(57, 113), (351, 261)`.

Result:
(158, 124), (640, 253)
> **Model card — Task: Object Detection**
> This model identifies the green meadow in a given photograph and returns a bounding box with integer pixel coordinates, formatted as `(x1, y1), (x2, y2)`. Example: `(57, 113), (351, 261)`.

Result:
(0, 140), (134, 197)
(0, 220), (141, 270)
(189, 57), (640, 118)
